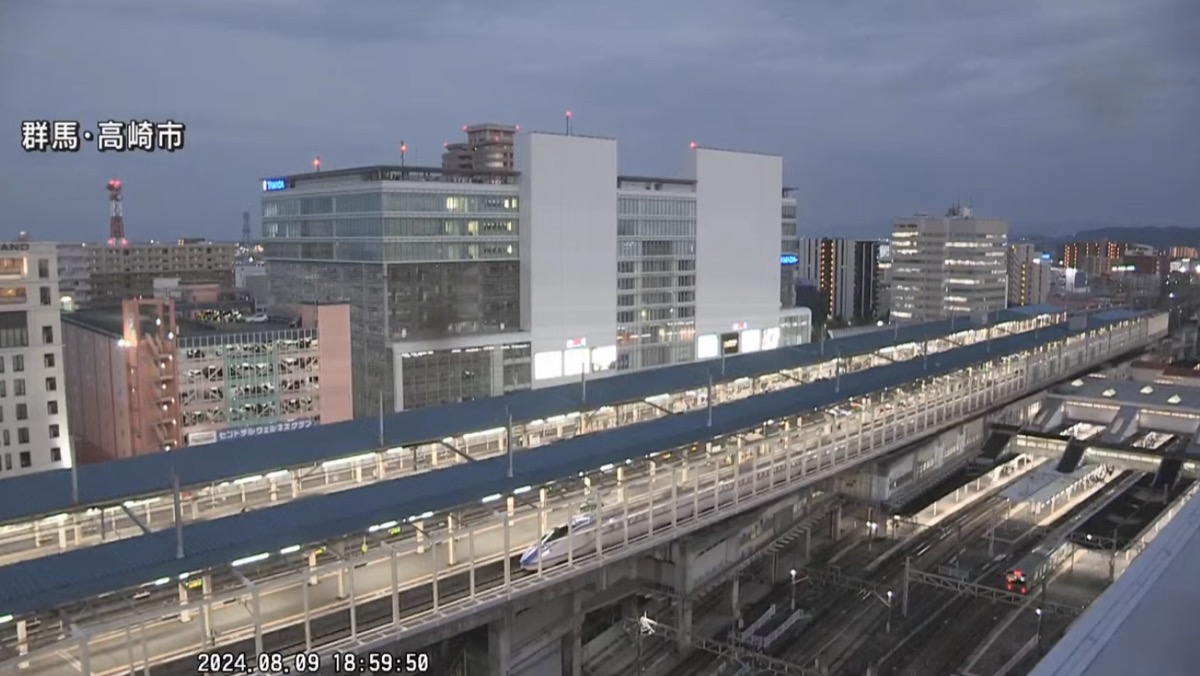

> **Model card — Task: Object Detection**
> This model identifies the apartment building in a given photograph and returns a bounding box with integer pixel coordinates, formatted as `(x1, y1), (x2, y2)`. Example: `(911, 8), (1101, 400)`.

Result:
(1007, 243), (1052, 307)
(57, 240), (239, 308)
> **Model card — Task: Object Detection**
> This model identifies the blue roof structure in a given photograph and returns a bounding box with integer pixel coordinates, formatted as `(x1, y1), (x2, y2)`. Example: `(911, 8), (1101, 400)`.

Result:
(0, 311), (1142, 617)
(0, 310), (1040, 525)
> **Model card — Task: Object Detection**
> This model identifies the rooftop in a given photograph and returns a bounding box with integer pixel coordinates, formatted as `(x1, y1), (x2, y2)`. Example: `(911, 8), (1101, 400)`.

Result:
(1028, 485), (1200, 676)
(63, 306), (301, 341)
(1054, 378), (1200, 413)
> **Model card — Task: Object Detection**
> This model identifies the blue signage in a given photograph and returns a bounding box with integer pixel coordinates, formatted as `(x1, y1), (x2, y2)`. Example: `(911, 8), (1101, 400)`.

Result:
(261, 178), (287, 192)
(1041, 252), (1052, 260)
(780, 254), (799, 265)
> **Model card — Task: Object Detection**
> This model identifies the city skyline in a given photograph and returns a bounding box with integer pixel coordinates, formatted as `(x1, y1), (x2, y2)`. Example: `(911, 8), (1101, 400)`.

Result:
(2, 0), (1197, 241)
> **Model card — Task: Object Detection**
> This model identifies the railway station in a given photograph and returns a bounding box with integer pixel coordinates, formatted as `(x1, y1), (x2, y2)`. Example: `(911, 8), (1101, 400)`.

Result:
(0, 307), (1183, 676)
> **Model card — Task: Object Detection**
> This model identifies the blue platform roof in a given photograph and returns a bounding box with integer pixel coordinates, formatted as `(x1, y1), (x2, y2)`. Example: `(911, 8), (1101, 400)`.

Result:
(0, 309), (1044, 525)
(0, 311), (1142, 618)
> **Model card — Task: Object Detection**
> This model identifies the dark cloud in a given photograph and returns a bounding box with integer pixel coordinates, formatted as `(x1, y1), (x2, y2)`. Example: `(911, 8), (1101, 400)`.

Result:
(1, 0), (1197, 241)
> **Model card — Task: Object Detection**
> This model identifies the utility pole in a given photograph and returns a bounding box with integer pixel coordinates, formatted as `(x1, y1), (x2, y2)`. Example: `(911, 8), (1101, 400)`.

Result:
(506, 407), (515, 479)
(172, 469), (184, 559)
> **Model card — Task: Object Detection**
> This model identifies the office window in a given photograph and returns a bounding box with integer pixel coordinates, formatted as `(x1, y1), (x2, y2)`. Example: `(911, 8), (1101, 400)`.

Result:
(43, 353), (54, 368)
(50, 447), (61, 462)
(0, 356), (5, 373)
(15, 403), (26, 420)
(45, 377), (56, 392)
(3, 452), (9, 469)
(0, 380), (8, 398)
(12, 355), (22, 372)
(18, 451), (30, 468)
(47, 400), (58, 415)
(37, 258), (49, 279)
(49, 424), (59, 439)
(42, 325), (53, 344)
(39, 287), (51, 306)
(0, 405), (4, 422)
(13, 379), (24, 397)
(17, 428), (28, 444)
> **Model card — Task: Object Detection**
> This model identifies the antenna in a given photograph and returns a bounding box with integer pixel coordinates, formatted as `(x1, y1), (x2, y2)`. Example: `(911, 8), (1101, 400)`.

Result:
(106, 179), (127, 246)
(565, 110), (573, 136)
(400, 141), (407, 168)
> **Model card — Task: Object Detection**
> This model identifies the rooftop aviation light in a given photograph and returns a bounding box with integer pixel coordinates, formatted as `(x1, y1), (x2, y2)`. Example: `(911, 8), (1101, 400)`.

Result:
(279, 545), (301, 555)
(481, 493), (502, 504)
(231, 552), (270, 567)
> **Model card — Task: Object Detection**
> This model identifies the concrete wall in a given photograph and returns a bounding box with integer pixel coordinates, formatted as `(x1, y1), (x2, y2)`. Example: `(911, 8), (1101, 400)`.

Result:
(517, 132), (619, 387)
(299, 302), (354, 424)
(687, 147), (784, 340)
(62, 319), (130, 463)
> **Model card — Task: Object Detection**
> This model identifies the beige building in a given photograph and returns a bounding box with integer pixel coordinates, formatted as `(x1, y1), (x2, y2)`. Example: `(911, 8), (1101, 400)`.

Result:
(889, 205), (1008, 322)
(0, 242), (73, 479)
(62, 299), (353, 463)
(442, 123), (517, 172)
(1007, 243), (1052, 307)
(57, 240), (238, 308)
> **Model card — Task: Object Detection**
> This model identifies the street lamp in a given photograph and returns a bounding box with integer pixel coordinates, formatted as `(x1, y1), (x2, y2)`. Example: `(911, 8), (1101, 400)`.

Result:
(790, 568), (797, 611)
(886, 590), (894, 633)
(866, 521), (879, 551)
(1035, 608), (1044, 654)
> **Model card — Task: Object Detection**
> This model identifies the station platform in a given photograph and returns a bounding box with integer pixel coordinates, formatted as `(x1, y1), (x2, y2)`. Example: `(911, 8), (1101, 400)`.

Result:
(1029, 479), (1200, 676)
(1000, 463), (1109, 516)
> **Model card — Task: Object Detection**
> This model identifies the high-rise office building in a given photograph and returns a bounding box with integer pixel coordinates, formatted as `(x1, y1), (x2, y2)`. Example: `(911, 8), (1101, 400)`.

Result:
(1007, 243), (1052, 307)
(0, 242), (72, 479)
(889, 205), (1008, 322)
(796, 237), (881, 323)
(442, 124), (518, 172)
(261, 131), (809, 415)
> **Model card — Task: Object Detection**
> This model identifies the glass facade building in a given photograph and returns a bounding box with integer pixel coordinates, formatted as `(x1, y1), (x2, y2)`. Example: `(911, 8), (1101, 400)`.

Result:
(261, 166), (522, 415)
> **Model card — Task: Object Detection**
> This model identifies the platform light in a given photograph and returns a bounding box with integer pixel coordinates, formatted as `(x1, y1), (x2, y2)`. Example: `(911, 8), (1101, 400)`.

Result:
(231, 552), (269, 567)
(152, 577), (171, 586)
(266, 470), (290, 480)
(481, 493), (502, 504)
(279, 545), (301, 555)
(0, 615), (12, 625)
(367, 521), (398, 533)
(418, 510), (434, 519)
(514, 485), (532, 495)
(234, 474), (263, 485)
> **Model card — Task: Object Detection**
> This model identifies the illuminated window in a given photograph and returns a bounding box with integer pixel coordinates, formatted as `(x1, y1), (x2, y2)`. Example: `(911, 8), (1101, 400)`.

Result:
(533, 351), (562, 381)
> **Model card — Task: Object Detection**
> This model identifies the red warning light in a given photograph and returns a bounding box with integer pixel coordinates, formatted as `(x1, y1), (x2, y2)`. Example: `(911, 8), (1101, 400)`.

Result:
(514, 124), (520, 131)
(689, 141), (697, 150)
(462, 124), (468, 132)
(400, 143), (408, 153)
(312, 156), (321, 169)
(565, 110), (572, 118)
(443, 142), (449, 149)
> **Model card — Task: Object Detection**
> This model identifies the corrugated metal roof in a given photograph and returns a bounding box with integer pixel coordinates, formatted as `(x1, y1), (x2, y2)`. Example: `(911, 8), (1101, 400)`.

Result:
(0, 310), (1041, 525)
(0, 315), (1118, 617)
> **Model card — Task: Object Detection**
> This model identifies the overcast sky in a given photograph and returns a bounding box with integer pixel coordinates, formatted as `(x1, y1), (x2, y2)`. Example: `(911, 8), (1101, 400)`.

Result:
(2, 0), (1197, 242)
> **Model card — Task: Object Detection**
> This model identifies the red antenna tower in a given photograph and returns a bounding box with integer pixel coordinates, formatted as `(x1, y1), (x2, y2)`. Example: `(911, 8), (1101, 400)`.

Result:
(106, 178), (128, 246)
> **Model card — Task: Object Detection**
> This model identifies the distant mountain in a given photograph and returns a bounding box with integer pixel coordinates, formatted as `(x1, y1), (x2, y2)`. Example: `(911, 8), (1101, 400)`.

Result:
(1069, 226), (1200, 251)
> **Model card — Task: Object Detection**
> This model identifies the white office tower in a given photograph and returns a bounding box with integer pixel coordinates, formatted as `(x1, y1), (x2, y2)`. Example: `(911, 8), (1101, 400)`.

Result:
(1007, 243), (1052, 307)
(889, 204), (1008, 322)
(0, 242), (72, 478)
(518, 133), (802, 386)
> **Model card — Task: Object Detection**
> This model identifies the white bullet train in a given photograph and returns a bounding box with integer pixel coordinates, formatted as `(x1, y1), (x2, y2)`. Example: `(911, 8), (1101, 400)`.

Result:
(519, 459), (779, 572)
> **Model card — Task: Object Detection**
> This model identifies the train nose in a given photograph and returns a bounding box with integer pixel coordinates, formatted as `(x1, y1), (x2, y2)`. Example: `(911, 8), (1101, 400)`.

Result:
(519, 546), (539, 569)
